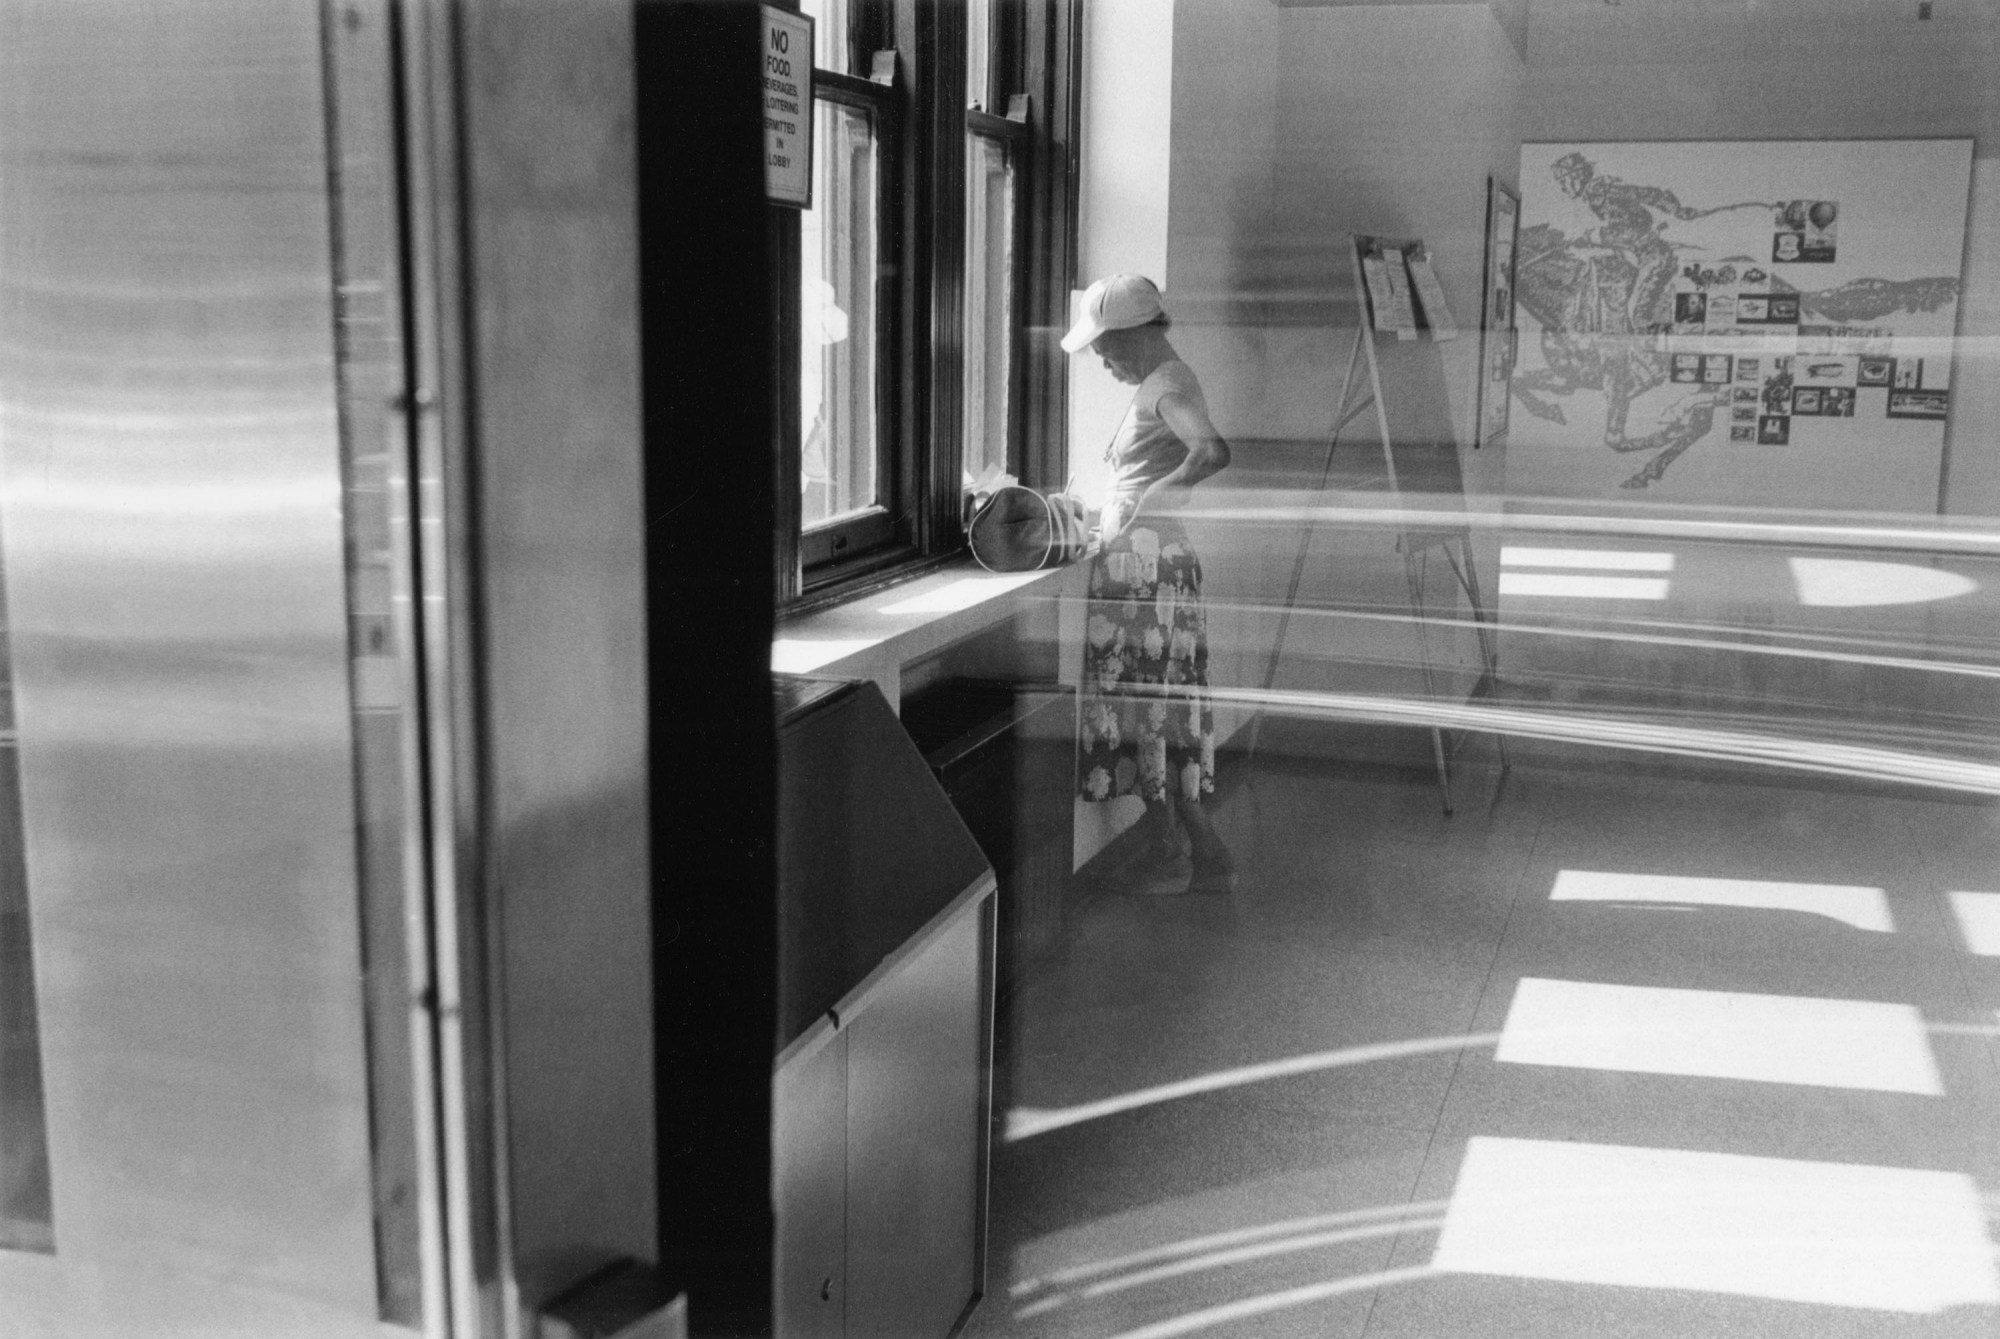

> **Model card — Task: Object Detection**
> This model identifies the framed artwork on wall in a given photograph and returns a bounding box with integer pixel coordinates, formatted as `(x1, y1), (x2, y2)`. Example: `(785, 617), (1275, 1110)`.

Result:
(1505, 139), (1971, 510)
(1476, 177), (1520, 449)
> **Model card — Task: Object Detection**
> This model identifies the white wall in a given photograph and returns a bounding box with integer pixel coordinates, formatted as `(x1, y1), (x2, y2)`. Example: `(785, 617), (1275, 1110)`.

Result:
(1069, 0), (1178, 867)
(1266, 5), (1524, 458)
(1164, 4), (1524, 738)
(1166, 0), (1285, 749)
(1069, 0), (1177, 510)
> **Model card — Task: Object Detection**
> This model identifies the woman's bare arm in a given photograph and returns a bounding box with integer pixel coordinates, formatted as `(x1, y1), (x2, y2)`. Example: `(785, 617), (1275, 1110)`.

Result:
(1139, 391), (1232, 500)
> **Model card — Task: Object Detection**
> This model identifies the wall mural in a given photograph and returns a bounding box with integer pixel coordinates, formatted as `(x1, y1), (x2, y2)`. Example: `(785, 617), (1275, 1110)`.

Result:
(1507, 139), (1972, 511)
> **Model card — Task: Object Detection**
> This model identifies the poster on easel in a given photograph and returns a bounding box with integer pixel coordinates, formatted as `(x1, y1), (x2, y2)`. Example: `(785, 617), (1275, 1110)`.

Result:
(1254, 234), (1502, 807)
(1351, 235), (1471, 508)
(1506, 139), (1971, 510)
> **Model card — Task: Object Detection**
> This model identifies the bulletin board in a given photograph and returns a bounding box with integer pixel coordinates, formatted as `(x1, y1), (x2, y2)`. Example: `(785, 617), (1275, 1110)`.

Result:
(1505, 139), (1972, 511)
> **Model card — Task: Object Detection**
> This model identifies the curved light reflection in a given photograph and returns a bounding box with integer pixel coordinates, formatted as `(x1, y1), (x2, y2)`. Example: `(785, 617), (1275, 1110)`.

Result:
(1005, 1034), (1500, 1141)
(1211, 600), (2000, 684)
(1016, 1218), (1441, 1319)
(1197, 684), (2000, 796)
(1010, 1200), (1448, 1298)
(1093, 1265), (1439, 1339)
(1177, 497), (2000, 557)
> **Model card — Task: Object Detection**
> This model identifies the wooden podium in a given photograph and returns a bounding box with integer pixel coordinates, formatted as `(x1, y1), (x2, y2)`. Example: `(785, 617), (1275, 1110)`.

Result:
(1253, 233), (1505, 813)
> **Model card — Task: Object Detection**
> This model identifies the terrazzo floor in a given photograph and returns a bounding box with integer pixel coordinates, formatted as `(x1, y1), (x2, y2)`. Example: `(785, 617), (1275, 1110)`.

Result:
(962, 743), (2000, 1339)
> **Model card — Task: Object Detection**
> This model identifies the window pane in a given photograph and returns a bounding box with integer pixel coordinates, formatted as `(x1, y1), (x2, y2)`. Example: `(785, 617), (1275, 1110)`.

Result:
(962, 132), (1015, 487)
(798, 0), (847, 73)
(966, 0), (992, 109)
(802, 99), (879, 529)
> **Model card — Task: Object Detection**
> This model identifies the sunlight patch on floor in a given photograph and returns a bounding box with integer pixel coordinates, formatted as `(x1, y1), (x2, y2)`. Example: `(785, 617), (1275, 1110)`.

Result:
(1551, 868), (1893, 932)
(1788, 556), (1977, 608)
(1501, 546), (1675, 571)
(1948, 891), (2000, 956)
(1433, 1136), (1999, 1313)
(1497, 978), (1943, 1094)
(1498, 572), (1670, 600)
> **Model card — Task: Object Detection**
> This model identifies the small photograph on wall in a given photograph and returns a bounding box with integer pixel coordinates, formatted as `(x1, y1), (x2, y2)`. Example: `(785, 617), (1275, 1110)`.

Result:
(1887, 388), (1950, 420)
(1702, 354), (1734, 384)
(1773, 199), (1840, 262)
(1508, 138), (1970, 510)
(1894, 360), (1920, 389)
(1799, 356), (1857, 388)
(1736, 292), (1802, 325)
(1732, 406), (1758, 423)
(1670, 353), (1702, 384)
(1857, 355), (1895, 386)
(1791, 387), (1824, 415)
(1734, 387), (1759, 403)
(1761, 370), (1795, 415)
(1731, 425), (1757, 442)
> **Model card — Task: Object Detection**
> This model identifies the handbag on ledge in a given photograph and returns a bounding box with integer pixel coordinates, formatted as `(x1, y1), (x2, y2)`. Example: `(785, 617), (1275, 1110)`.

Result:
(967, 483), (1089, 573)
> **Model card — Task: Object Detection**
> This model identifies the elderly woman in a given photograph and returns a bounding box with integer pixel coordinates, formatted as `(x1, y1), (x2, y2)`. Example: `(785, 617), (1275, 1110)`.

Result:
(1065, 274), (1236, 895)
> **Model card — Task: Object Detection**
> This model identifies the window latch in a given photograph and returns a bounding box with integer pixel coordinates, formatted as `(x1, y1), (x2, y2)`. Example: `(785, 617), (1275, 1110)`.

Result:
(869, 50), (898, 86)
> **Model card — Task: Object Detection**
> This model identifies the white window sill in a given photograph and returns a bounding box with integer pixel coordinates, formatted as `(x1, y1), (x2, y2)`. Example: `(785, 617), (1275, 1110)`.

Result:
(772, 560), (1087, 711)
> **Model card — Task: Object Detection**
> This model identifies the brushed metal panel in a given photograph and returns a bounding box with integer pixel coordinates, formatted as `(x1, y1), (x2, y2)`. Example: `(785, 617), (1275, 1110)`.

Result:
(844, 907), (984, 1339)
(0, 0), (385, 1331)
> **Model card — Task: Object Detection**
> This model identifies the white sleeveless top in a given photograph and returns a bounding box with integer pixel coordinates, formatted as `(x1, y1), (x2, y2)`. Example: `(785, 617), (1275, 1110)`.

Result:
(1100, 359), (1206, 537)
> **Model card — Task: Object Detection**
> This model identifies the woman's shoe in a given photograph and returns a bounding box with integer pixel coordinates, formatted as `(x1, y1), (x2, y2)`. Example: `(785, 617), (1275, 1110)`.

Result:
(1125, 859), (1197, 896)
(1185, 848), (1236, 895)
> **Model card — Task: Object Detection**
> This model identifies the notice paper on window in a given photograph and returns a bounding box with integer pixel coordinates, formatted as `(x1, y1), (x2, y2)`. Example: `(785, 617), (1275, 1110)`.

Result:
(1381, 248), (1421, 340)
(1406, 251), (1458, 340)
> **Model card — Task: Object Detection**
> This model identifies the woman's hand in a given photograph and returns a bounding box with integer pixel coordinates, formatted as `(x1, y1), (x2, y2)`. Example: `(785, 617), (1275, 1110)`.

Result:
(1097, 501), (1131, 546)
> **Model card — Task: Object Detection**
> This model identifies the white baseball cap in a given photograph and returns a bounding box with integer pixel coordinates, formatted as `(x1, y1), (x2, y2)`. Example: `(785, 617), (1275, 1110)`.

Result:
(1060, 273), (1165, 352)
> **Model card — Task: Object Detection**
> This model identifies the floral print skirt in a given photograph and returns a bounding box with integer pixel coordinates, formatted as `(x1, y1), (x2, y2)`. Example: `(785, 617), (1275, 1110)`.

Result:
(1078, 519), (1217, 805)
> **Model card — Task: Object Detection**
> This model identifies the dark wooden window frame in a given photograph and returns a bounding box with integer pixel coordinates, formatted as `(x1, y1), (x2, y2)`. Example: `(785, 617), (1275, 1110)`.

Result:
(775, 0), (1080, 611)
(797, 69), (903, 573)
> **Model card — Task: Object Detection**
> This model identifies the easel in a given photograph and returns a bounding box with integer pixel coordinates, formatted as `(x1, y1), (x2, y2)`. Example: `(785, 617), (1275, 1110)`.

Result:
(1250, 234), (1505, 814)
